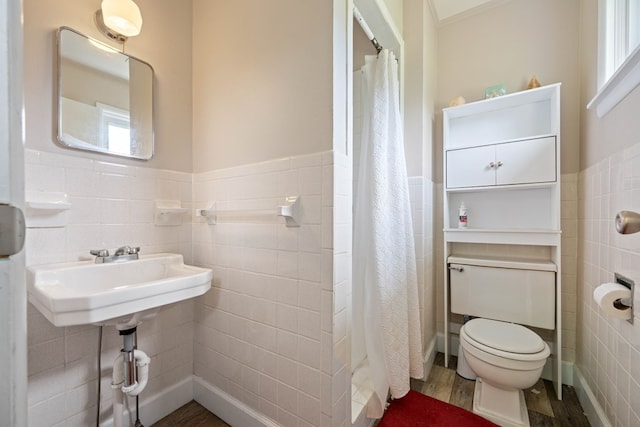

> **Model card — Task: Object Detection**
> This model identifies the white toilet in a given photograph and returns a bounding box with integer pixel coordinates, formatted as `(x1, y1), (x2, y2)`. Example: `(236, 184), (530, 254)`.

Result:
(449, 256), (556, 427)
(460, 318), (550, 427)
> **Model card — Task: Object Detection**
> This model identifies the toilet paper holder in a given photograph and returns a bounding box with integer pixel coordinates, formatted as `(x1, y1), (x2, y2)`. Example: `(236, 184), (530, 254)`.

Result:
(614, 273), (634, 323)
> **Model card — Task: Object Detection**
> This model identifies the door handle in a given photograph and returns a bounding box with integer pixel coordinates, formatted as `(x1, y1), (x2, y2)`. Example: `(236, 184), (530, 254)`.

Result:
(0, 205), (25, 257)
(616, 211), (640, 234)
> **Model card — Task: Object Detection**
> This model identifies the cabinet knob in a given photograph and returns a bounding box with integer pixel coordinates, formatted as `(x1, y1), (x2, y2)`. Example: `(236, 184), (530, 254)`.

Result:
(496, 161), (503, 167)
(488, 162), (496, 168)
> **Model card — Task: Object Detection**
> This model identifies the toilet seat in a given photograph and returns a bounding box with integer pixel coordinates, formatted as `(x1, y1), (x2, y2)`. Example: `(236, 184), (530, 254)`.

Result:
(460, 318), (550, 363)
(465, 318), (545, 353)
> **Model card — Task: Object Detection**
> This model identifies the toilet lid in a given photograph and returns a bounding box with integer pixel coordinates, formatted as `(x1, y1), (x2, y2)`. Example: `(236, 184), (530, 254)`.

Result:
(464, 318), (546, 354)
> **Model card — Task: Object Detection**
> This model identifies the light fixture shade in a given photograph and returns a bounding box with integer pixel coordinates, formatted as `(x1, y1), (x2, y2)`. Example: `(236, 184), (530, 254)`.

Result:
(101, 0), (143, 38)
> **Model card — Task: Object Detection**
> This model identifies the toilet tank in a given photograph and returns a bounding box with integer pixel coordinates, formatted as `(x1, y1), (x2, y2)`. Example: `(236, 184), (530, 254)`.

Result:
(449, 256), (556, 329)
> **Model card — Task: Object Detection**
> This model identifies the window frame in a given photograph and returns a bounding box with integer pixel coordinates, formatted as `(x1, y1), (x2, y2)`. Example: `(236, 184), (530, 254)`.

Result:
(587, 0), (640, 118)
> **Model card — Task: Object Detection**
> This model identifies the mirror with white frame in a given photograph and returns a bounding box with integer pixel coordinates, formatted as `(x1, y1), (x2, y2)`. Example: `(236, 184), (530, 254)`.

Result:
(57, 27), (154, 159)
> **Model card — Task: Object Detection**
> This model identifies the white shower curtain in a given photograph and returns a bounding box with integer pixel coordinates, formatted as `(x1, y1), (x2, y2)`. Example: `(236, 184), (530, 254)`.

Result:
(353, 50), (423, 419)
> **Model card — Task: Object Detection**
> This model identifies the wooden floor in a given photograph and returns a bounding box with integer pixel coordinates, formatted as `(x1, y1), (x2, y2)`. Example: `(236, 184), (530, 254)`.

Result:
(408, 353), (591, 427)
(151, 401), (230, 427)
(152, 353), (591, 426)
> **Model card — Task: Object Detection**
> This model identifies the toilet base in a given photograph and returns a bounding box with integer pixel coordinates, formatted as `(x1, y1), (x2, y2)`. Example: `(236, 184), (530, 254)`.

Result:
(472, 378), (529, 427)
(456, 343), (477, 380)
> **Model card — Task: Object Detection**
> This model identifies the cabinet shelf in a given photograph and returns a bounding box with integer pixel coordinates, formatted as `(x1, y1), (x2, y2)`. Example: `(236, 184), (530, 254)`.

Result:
(444, 133), (557, 152)
(443, 84), (561, 118)
(444, 228), (561, 246)
(445, 181), (557, 193)
(448, 255), (557, 272)
(443, 84), (561, 150)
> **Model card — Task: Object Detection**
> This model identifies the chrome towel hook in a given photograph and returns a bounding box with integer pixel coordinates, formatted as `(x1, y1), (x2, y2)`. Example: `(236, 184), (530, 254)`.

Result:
(615, 211), (640, 234)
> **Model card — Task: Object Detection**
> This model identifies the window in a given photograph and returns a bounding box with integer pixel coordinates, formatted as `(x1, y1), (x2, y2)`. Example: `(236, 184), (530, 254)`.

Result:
(600, 0), (640, 85)
(588, 0), (640, 117)
(105, 121), (131, 156)
(97, 103), (131, 156)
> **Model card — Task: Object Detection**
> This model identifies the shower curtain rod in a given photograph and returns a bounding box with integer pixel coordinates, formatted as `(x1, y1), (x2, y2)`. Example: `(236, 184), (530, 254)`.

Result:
(353, 6), (383, 53)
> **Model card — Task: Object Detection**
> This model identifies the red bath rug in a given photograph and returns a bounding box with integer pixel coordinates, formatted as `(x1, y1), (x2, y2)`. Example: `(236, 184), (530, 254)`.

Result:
(377, 390), (498, 426)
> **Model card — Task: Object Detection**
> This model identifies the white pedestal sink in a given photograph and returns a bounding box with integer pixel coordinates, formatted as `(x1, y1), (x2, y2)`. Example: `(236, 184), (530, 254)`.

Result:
(27, 253), (212, 327)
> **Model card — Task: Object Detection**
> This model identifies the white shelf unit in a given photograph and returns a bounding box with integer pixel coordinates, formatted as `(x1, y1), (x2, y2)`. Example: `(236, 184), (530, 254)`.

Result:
(442, 83), (563, 399)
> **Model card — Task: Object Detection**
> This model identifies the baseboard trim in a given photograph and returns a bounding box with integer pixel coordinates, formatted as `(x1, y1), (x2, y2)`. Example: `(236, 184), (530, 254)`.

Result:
(193, 376), (280, 427)
(101, 376), (193, 427)
(561, 361), (573, 386)
(573, 366), (613, 427)
(99, 360), (589, 427)
(436, 331), (459, 356)
(423, 336), (437, 378)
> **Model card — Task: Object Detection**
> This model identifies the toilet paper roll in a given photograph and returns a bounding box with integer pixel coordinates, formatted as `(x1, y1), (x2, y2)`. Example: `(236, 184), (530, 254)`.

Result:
(593, 282), (632, 320)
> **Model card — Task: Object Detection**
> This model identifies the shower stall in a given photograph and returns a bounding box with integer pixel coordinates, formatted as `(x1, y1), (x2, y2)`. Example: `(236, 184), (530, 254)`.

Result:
(350, 4), (425, 421)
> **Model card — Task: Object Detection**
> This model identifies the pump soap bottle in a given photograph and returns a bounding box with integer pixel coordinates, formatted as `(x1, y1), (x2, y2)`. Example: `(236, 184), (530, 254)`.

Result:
(458, 202), (468, 228)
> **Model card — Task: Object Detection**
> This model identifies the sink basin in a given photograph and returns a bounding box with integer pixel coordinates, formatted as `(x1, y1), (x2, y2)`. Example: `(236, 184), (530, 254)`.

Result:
(27, 253), (212, 327)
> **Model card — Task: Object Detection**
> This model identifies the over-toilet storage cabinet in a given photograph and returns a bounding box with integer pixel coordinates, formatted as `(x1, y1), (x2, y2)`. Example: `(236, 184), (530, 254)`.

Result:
(442, 83), (562, 398)
(446, 136), (556, 188)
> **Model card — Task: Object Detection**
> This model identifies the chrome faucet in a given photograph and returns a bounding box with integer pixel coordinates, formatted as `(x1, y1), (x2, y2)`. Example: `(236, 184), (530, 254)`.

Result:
(114, 245), (138, 256)
(90, 246), (140, 263)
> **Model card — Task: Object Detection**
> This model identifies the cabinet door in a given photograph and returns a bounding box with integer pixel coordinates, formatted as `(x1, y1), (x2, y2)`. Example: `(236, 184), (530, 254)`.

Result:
(446, 145), (495, 188)
(496, 137), (556, 185)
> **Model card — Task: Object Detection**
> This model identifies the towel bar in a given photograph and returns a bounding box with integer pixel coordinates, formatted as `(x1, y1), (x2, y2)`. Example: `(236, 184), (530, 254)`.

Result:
(196, 196), (301, 227)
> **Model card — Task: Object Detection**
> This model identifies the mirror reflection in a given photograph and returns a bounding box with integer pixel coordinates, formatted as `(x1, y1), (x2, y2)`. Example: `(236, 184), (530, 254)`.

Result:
(57, 27), (154, 159)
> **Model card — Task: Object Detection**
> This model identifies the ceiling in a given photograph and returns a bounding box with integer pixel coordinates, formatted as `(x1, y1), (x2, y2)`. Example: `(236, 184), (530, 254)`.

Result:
(429, 0), (510, 25)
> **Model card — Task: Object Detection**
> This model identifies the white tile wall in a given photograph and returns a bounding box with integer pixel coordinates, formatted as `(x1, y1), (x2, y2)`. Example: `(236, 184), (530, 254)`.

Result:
(25, 149), (194, 425)
(562, 173), (579, 361)
(333, 151), (351, 427)
(425, 180), (436, 354)
(25, 147), (432, 427)
(435, 183), (446, 337)
(192, 150), (345, 426)
(409, 177), (436, 357)
(578, 143), (640, 426)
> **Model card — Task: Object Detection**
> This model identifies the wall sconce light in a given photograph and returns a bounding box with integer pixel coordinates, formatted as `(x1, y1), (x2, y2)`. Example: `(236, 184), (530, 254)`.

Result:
(95, 0), (143, 43)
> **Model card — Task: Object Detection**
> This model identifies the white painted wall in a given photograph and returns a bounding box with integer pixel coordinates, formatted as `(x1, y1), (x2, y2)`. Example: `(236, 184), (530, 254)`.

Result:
(382, 0), (403, 34)
(404, 0), (438, 363)
(191, 0), (334, 172)
(403, 0), (437, 180)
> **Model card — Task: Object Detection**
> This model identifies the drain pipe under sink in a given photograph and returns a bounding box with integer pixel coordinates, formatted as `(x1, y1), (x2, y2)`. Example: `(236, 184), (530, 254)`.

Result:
(112, 327), (151, 427)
